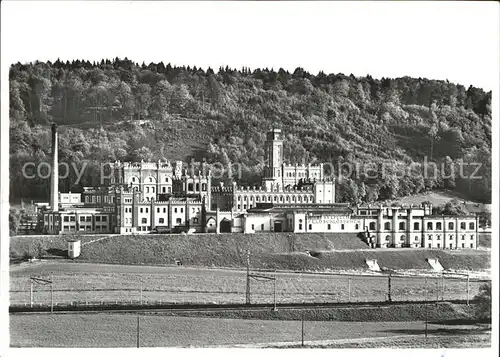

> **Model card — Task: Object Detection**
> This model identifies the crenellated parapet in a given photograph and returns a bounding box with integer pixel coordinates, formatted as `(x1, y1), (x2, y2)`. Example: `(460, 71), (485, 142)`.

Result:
(211, 186), (234, 193)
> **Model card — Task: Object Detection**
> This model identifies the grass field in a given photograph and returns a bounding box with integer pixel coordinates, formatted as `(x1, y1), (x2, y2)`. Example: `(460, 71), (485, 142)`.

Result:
(10, 261), (489, 306)
(9, 312), (490, 348)
(10, 232), (491, 271)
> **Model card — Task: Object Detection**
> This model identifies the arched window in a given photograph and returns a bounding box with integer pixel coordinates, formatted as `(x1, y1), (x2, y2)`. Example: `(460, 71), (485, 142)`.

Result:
(176, 218), (181, 224)
(414, 222), (420, 230)
(159, 218), (164, 224)
(385, 235), (390, 241)
(399, 222), (405, 230)
(274, 196), (278, 202)
(460, 222), (466, 230)
(141, 218), (147, 224)
(436, 222), (442, 230)
(427, 222), (433, 230)
(369, 222), (376, 230)
(400, 235), (405, 241)
(384, 222), (391, 230)
(195, 183), (200, 191)
(469, 222), (475, 230)
(279, 196), (283, 202)
(448, 222), (454, 230)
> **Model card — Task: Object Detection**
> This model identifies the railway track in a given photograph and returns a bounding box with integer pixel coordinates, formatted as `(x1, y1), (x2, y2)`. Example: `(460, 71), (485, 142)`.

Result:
(10, 298), (474, 314)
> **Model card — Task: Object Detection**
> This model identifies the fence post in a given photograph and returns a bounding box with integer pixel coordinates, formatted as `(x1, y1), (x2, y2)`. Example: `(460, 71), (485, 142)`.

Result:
(436, 276), (439, 302)
(273, 270), (277, 311)
(140, 281), (143, 305)
(387, 274), (392, 302)
(30, 280), (33, 308)
(301, 312), (305, 347)
(348, 276), (351, 303)
(466, 273), (470, 305)
(136, 315), (140, 348)
(441, 274), (445, 301)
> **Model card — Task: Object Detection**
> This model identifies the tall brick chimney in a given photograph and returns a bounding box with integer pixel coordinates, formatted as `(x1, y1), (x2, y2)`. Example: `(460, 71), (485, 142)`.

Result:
(51, 123), (59, 212)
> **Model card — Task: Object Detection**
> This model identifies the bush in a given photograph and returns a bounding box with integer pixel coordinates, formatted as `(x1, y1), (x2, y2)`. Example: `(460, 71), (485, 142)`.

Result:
(473, 282), (491, 320)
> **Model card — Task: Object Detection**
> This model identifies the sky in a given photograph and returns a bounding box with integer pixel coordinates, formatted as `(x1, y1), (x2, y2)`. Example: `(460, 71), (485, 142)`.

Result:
(1, 1), (499, 91)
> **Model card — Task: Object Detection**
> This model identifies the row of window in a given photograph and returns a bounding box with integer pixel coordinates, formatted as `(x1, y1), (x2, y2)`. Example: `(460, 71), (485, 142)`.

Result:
(136, 217), (199, 225)
(85, 196), (115, 204)
(295, 223), (359, 231)
(367, 221), (475, 231)
(238, 195), (314, 202)
(187, 183), (208, 192)
(428, 243), (474, 248)
(283, 171), (320, 178)
(138, 207), (190, 213)
(63, 225), (108, 231)
(426, 234), (475, 240)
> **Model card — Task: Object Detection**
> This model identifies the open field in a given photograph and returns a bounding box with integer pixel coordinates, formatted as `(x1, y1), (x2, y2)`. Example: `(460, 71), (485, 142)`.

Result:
(10, 261), (489, 306)
(9, 311), (490, 348)
(10, 232), (491, 271)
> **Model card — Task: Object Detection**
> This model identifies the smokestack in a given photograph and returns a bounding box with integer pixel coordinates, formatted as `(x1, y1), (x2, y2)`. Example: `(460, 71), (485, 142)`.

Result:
(51, 124), (59, 212)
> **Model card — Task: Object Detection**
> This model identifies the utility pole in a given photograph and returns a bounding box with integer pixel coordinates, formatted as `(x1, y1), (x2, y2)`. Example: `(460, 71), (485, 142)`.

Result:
(245, 249), (251, 305)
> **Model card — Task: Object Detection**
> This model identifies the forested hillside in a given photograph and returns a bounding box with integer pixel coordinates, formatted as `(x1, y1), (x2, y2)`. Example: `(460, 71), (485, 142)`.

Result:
(9, 58), (492, 203)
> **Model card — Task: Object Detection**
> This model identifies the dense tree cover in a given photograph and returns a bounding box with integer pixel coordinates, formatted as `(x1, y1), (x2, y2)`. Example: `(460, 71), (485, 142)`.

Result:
(9, 58), (492, 203)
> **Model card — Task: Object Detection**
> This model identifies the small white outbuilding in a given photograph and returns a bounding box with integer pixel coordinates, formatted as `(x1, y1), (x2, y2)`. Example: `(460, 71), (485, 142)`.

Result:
(67, 239), (81, 259)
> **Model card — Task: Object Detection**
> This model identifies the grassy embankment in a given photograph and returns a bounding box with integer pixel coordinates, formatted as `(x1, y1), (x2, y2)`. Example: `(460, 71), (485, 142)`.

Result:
(10, 232), (491, 271)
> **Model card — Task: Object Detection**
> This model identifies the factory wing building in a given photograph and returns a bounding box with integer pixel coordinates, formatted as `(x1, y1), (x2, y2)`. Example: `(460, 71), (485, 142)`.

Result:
(40, 125), (479, 249)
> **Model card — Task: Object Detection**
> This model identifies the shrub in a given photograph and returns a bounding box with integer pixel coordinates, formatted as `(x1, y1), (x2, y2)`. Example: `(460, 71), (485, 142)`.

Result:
(473, 282), (491, 320)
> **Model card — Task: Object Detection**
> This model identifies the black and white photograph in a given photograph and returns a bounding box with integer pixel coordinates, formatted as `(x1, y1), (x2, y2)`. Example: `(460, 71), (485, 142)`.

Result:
(1, 0), (498, 354)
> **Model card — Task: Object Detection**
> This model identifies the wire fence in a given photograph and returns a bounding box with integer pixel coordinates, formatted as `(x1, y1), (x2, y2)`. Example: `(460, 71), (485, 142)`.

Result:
(10, 271), (490, 308)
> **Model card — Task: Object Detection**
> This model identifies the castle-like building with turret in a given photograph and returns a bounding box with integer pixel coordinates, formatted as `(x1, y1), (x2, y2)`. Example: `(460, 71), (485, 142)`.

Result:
(41, 126), (479, 249)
